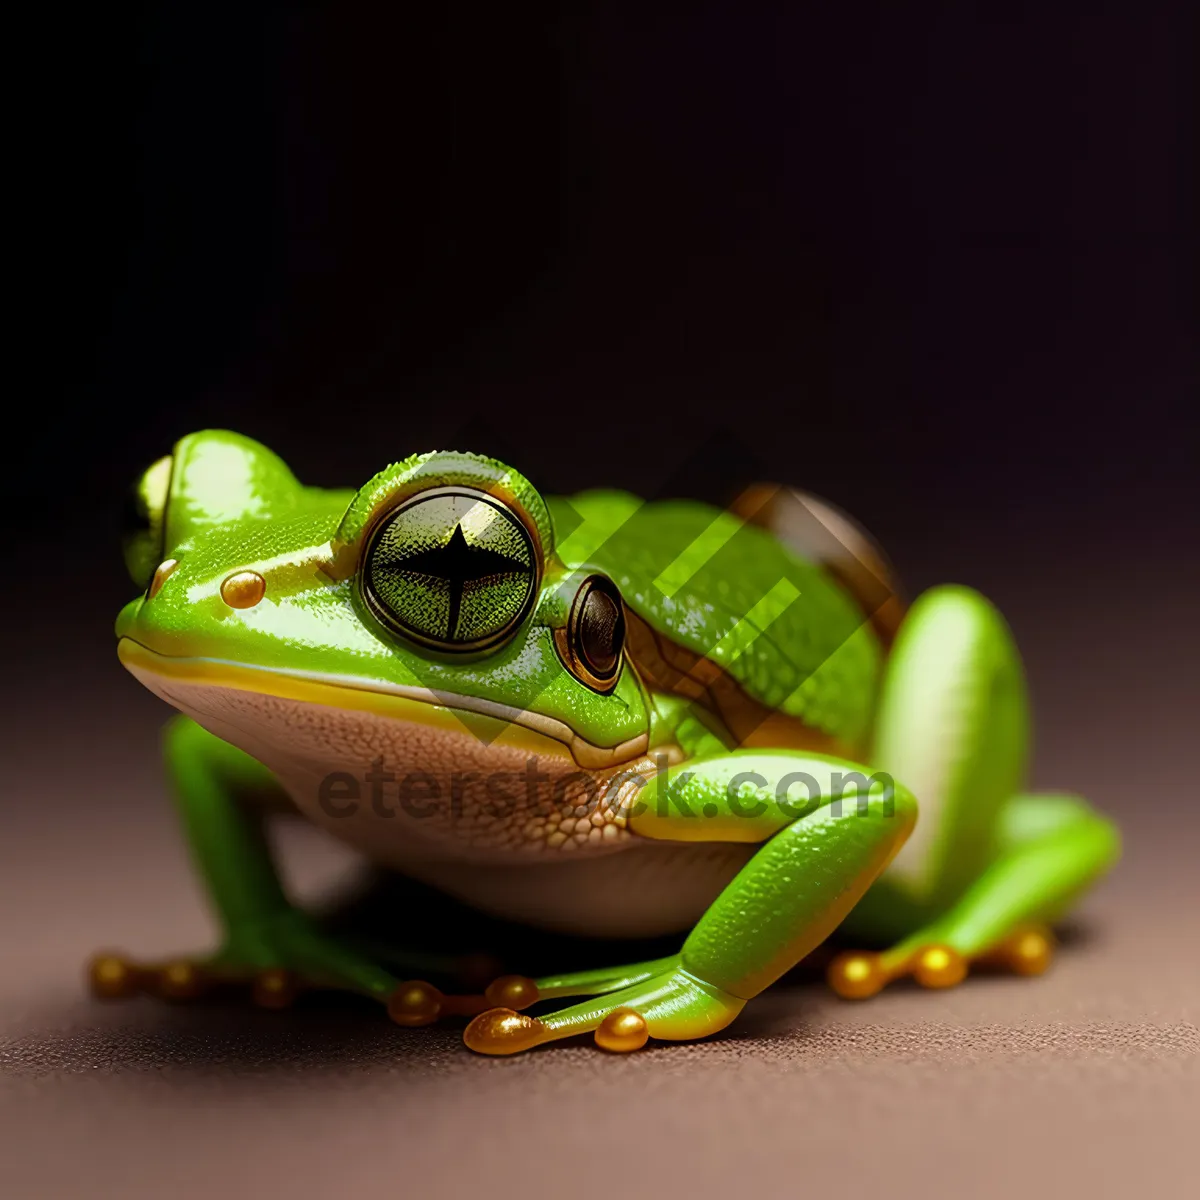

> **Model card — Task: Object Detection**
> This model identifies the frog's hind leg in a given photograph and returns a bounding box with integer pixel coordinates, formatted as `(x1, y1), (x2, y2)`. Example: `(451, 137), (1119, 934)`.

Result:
(827, 586), (1120, 998)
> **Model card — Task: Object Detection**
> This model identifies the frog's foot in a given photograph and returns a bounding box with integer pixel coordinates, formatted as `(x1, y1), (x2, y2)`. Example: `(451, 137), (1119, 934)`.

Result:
(88, 910), (400, 1009)
(388, 953), (683, 1029)
(386, 975), (539, 1027)
(89, 952), (308, 1008)
(827, 924), (1055, 1000)
(976, 924), (1056, 976)
(462, 966), (745, 1056)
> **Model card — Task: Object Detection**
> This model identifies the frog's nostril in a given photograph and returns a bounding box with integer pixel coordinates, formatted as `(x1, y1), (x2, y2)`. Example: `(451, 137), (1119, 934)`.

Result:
(147, 559), (179, 600)
(221, 570), (267, 609)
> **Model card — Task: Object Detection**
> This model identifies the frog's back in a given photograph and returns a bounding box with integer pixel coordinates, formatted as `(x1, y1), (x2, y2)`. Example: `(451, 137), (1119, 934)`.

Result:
(547, 490), (884, 751)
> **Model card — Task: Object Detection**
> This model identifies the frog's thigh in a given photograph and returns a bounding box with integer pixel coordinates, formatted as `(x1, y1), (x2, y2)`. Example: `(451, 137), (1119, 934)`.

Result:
(830, 584), (1122, 996)
(869, 584), (1031, 912)
(463, 752), (917, 1054)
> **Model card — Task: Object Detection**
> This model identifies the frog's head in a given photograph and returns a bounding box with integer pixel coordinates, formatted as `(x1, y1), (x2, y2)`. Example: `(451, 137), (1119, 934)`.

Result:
(116, 431), (651, 859)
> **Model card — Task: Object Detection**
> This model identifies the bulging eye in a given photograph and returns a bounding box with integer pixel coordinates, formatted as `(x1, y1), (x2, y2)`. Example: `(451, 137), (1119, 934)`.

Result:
(122, 454), (172, 589)
(563, 575), (625, 691)
(361, 487), (540, 653)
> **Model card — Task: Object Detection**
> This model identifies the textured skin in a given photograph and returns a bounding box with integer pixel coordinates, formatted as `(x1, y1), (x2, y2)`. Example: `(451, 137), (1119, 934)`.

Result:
(680, 781), (916, 998)
(337, 450), (555, 558)
(143, 678), (638, 862)
(110, 430), (1121, 1054)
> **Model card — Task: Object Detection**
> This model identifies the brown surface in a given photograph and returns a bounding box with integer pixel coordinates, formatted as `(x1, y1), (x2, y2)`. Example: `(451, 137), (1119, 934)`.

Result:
(2, 541), (1198, 1200)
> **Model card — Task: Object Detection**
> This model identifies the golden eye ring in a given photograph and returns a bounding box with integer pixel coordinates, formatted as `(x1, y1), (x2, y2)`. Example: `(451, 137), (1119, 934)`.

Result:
(555, 574), (626, 694)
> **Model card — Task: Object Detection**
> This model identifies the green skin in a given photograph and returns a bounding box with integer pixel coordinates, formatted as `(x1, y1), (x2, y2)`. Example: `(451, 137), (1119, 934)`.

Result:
(108, 430), (1119, 1055)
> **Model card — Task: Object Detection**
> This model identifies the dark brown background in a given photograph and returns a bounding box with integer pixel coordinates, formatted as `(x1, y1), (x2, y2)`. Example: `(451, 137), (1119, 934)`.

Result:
(5, 2), (1197, 1197)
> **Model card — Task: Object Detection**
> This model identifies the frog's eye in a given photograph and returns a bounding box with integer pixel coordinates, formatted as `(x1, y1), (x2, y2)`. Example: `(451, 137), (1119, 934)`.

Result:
(122, 454), (172, 589)
(560, 575), (626, 692)
(361, 487), (540, 653)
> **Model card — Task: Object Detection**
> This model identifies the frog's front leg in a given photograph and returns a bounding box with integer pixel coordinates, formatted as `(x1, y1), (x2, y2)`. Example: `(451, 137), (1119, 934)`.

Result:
(462, 753), (917, 1054)
(90, 716), (406, 1007)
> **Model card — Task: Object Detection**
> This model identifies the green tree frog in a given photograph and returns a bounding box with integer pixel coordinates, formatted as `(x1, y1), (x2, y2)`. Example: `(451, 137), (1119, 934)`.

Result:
(96, 430), (1120, 1055)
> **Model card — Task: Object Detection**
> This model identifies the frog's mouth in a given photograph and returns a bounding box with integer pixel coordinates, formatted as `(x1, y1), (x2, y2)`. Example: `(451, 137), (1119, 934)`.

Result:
(117, 638), (648, 770)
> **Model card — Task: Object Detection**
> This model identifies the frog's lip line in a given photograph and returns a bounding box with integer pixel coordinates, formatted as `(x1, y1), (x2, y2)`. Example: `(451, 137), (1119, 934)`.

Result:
(116, 637), (648, 770)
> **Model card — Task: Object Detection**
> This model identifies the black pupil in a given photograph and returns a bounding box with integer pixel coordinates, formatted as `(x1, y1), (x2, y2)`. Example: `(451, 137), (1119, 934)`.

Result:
(579, 586), (624, 677)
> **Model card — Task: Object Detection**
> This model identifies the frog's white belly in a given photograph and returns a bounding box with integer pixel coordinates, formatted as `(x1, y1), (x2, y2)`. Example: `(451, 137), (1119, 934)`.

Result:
(399, 841), (756, 938)
(135, 671), (755, 937)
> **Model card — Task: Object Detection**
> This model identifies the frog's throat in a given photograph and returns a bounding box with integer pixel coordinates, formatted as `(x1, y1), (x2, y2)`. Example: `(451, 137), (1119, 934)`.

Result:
(116, 638), (648, 770)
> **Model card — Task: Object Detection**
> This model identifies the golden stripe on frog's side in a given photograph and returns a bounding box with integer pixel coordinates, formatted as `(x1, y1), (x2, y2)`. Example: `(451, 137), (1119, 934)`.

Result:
(622, 611), (855, 759)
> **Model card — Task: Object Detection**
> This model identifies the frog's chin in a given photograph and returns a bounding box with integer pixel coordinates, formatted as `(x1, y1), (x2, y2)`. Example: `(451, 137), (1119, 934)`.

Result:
(116, 637), (648, 771)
